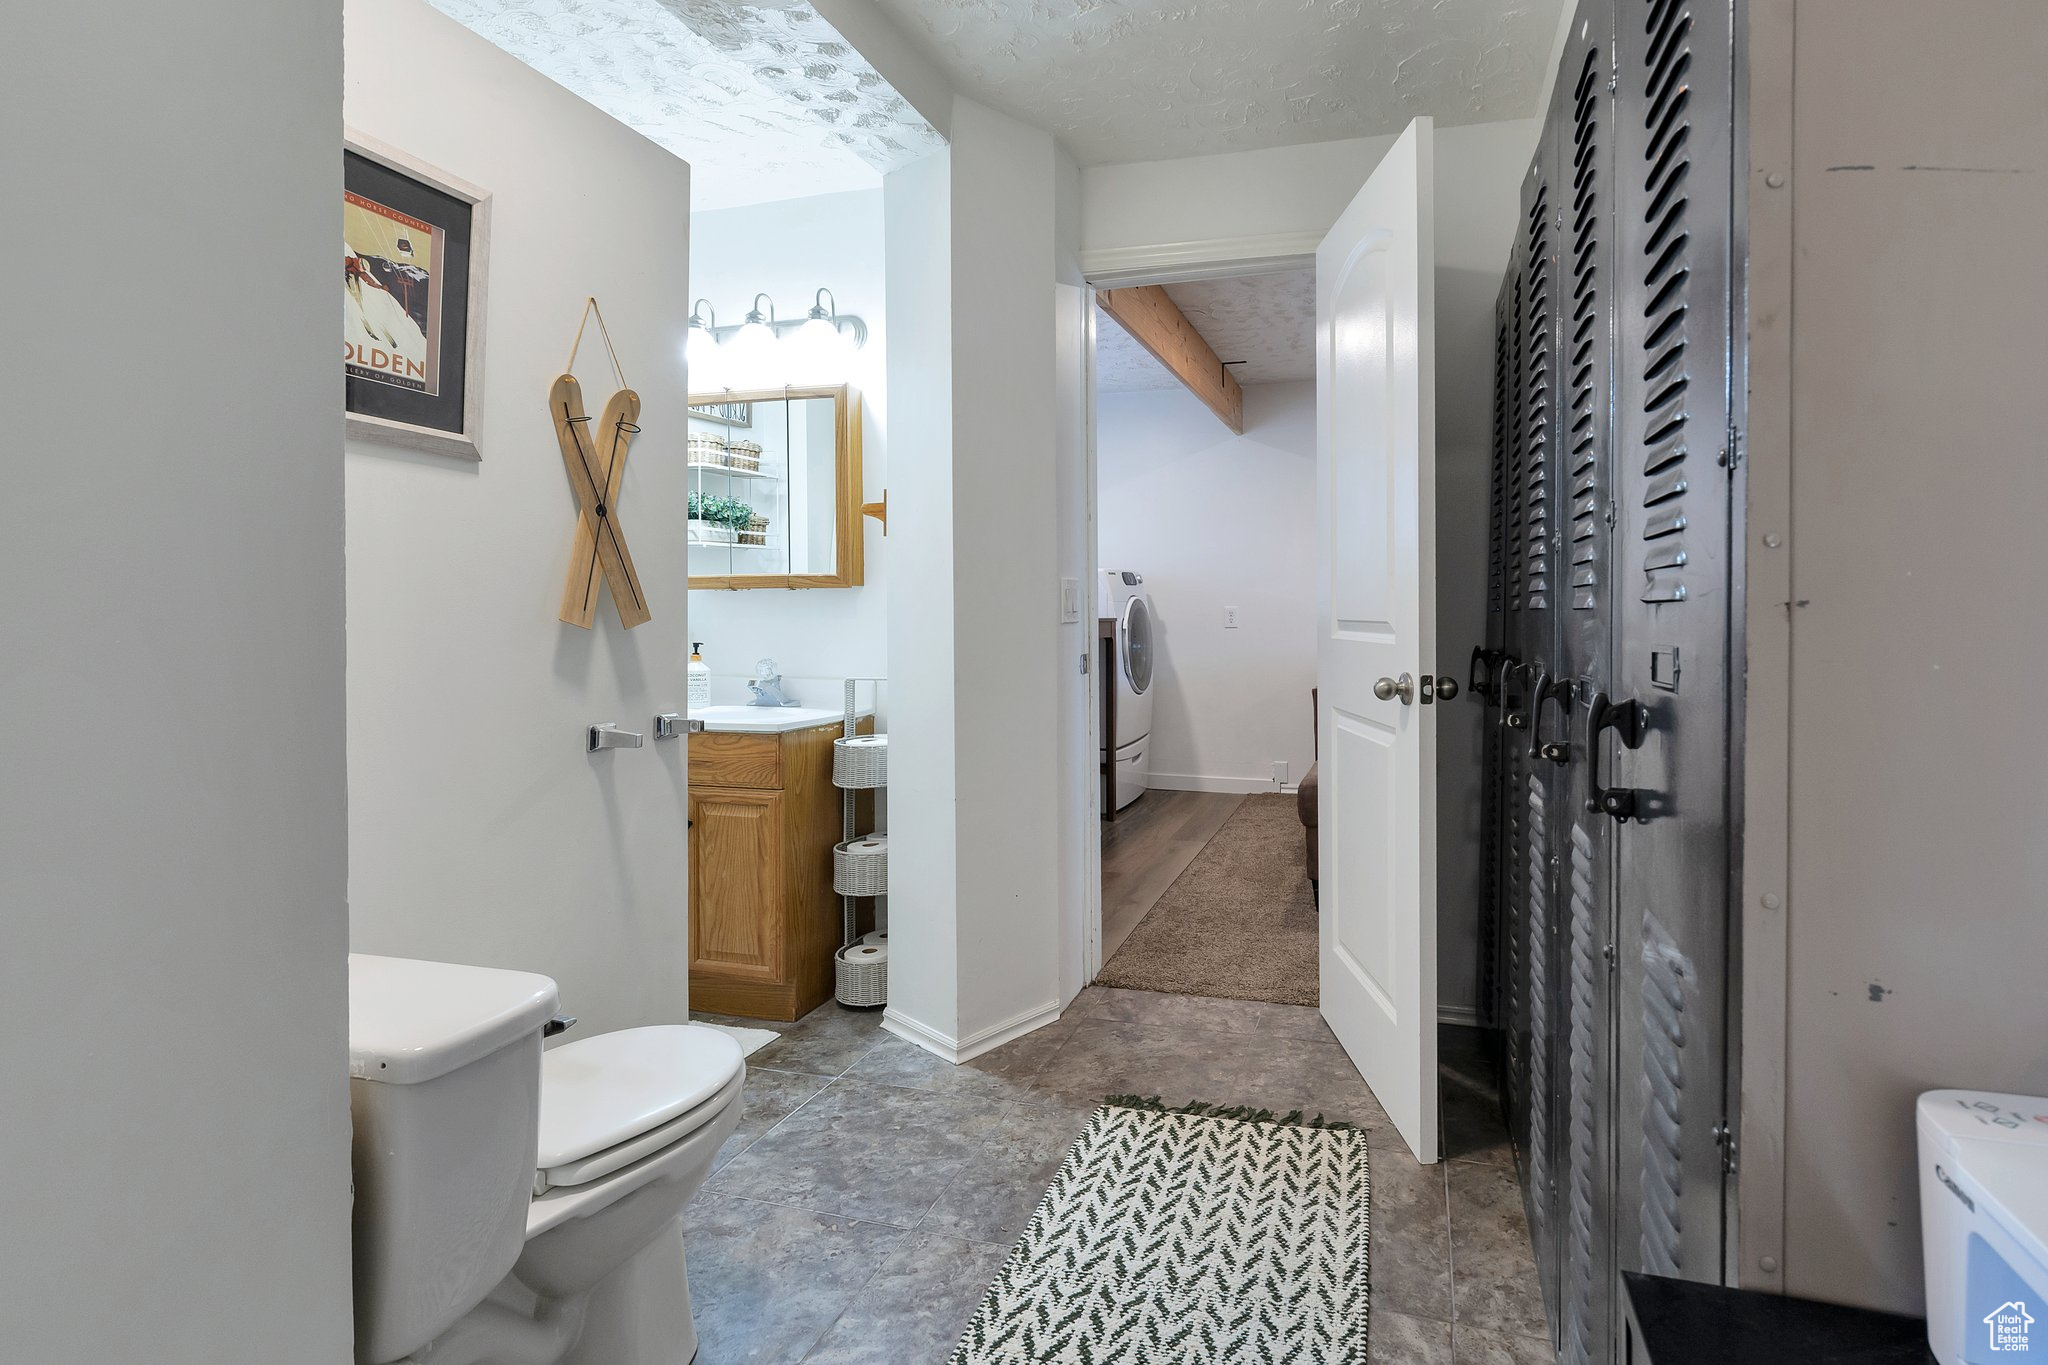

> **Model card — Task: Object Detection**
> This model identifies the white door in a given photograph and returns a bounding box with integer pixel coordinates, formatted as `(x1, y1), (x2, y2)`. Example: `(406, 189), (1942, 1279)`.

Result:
(1317, 118), (1438, 1163)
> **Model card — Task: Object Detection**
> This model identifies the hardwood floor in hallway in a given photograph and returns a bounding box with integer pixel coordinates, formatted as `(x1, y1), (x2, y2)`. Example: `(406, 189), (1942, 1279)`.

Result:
(1099, 787), (1244, 959)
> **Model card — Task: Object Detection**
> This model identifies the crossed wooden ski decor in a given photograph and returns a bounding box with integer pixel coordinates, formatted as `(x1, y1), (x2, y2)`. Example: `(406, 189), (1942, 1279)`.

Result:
(553, 298), (649, 629)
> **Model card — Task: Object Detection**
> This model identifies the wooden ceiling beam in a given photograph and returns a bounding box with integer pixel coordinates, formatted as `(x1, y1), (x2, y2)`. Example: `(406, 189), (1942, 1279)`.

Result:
(1097, 285), (1245, 434)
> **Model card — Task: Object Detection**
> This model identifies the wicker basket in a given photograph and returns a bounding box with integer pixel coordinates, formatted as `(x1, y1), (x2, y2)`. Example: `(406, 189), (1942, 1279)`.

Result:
(738, 514), (769, 547)
(724, 439), (763, 472)
(834, 941), (888, 1009)
(833, 835), (889, 896)
(687, 433), (728, 465)
(832, 734), (889, 789)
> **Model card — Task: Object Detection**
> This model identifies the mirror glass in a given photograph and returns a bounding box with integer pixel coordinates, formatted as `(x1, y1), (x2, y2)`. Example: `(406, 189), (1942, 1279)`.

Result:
(686, 387), (857, 587)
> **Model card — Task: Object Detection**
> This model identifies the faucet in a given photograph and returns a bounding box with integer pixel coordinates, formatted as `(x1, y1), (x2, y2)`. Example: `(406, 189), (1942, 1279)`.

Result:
(747, 659), (796, 708)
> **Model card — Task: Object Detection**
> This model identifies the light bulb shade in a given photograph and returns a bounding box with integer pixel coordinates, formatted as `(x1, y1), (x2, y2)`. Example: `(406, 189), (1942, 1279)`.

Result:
(786, 315), (853, 383)
(723, 319), (778, 389)
(685, 324), (722, 391)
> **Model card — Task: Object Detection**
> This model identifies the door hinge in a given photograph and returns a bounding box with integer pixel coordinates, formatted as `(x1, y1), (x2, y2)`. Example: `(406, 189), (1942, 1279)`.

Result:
(1080, 652), (1090, 675)
(1723, 421), (1744, 471)
(1714, 1120), (1738, 1175)
(1603, 942), (1618, 970)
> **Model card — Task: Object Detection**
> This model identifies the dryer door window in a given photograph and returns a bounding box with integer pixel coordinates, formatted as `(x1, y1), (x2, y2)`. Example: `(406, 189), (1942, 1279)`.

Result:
(1122, 596), (1154, 695)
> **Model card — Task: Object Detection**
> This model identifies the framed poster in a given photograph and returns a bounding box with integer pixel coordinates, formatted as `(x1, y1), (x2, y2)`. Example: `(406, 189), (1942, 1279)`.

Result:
(344, 131), (489, 461)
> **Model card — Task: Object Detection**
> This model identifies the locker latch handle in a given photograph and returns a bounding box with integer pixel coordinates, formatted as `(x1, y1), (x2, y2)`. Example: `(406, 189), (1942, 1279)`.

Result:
(1587, 692), (1647, 821)
(1468, 646), (1504, 705)
(1501, 659), (1533, 729)
(1531, 676), (1574, 764)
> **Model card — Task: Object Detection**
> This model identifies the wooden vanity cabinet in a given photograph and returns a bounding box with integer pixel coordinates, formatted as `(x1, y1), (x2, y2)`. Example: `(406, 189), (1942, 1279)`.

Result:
(687, 719), (870, 1021)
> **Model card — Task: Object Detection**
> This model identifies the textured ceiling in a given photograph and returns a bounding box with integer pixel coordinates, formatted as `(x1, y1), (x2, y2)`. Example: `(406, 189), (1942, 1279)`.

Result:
(428, 0), (944, 210)
(1096, 269), (1316, 395)
(869, 0), (1563, 164)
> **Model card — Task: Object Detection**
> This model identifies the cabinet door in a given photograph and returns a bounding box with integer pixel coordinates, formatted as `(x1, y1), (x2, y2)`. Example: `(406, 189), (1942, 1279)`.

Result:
(689, 788), (786, 983)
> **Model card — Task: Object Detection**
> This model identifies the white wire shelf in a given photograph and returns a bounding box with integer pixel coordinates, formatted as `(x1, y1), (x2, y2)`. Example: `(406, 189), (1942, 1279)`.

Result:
(686, 461), (779, 481)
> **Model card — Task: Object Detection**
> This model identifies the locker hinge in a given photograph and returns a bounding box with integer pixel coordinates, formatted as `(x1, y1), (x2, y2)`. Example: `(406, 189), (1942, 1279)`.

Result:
(1722, 421), (1744, 471)
(1714, 1120), (1739, 1175)
(1603, 942), (1617, 970)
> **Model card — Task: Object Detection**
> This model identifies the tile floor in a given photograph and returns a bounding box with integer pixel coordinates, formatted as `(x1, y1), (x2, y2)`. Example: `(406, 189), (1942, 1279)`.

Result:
(688, 989), (1550, 1364)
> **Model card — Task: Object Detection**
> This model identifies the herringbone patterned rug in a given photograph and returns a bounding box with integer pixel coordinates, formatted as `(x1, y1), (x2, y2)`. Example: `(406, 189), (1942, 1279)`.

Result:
(949, 1102), (1371, 1363)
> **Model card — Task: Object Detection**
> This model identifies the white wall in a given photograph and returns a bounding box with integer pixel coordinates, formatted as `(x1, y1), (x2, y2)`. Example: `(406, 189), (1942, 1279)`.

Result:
(943, 99), (1069, 1052)
(1084, 135), (1400, 261)
(1097, 382), (1319, 792)
(883, 98), (1074, 1059)
(1083, 119), (1542, 1017)
(687, 189), (888, 688)
(344, 0), (697, 1034)
(880, 147), (959, 1049)
(0, 3), (353, 1360)
(1053, 146), (1096, 1000)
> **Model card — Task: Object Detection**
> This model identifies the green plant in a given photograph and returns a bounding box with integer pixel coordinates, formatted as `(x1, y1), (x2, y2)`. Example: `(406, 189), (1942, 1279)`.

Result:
(688, 493), (755, 530)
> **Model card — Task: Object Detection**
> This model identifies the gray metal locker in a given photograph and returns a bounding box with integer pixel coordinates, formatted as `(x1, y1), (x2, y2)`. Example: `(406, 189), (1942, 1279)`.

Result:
(1547, 10), (1620, 1362)
(1478, 0), (1740, 1360)
(1513, 150), (1565, 1332)
(1606, 0), (1737, 1292)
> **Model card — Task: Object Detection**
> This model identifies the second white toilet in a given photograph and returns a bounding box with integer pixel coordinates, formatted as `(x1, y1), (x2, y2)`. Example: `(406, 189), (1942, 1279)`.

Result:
(347, 953), (746, 1365)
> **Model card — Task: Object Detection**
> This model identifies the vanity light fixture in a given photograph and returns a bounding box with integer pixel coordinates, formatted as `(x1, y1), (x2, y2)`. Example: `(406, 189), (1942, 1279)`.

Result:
(721, 293), (779, 389)
(787, 288), (856, 383)
(687, 290), (868, 391)
(685, 299), (720, 390)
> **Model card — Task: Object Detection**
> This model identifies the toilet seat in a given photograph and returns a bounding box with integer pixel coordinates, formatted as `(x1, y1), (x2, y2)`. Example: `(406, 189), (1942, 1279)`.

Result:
(535, 1025), (745, 1194)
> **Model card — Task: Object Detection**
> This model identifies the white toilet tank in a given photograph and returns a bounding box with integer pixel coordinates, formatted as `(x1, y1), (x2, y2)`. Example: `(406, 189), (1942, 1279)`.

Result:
(1918, 1090), (2048, 1365)
(348, 954), (560, 1365)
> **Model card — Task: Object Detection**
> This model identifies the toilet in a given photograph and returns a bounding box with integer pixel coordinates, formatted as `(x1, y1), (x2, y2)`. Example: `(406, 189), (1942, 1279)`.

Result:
(347, 953), (745, 1365)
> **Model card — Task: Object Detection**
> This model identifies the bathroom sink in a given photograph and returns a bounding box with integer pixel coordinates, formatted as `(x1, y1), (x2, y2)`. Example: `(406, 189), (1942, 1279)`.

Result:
(687, 705), (867, 735)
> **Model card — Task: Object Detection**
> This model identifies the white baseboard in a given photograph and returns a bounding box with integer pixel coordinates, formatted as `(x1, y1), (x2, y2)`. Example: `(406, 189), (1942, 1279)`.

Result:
(1145, 772), (1295, 796)
(1438, 1005), (1482, 1027)
(883, 998), (1064, 1065)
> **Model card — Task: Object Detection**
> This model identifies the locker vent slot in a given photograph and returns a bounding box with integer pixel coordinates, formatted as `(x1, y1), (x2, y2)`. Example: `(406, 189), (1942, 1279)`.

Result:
(1562, 821), (1601, 1365)
(1508, 275), (1528, 611)
(1525, 774), (1554, 1244)
(1635, 0), (1697, 606)
(1640, 909), (1691, 1277)
(1490, 300), (1511, 616)
(1504, 747), (1527, 1113)
(1524, 186), (1554, 610)
(1567, 47), (1607, 614)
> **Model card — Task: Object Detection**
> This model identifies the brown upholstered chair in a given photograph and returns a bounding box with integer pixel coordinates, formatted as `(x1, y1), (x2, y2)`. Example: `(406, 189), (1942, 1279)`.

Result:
(1299, 687), (1319, 904)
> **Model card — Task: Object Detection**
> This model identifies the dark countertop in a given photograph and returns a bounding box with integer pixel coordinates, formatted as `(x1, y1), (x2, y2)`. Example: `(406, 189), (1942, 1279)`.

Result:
(1623, 1273), (1938, 1364)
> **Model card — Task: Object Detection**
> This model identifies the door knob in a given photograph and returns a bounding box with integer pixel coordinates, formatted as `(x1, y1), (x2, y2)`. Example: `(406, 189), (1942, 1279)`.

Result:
(1373, 673), (1416, 705)
(1436, 674), (1461, 702)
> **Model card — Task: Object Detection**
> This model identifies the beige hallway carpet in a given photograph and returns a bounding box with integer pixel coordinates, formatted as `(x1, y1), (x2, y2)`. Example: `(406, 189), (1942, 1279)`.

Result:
(1096, 793), (1318, 1006)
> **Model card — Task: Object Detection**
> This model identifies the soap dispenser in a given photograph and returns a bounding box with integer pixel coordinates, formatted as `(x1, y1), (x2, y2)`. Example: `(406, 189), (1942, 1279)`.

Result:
(688, 643), (711, 708)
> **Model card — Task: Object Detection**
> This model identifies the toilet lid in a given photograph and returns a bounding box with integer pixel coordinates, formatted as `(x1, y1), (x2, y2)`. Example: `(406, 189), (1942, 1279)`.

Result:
(536, 1025), (744, 1174)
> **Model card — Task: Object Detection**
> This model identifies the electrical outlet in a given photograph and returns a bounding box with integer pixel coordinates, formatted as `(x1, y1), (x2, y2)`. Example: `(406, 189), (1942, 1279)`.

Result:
(1060, 578), (1081, 623)
(1273, 760), (1289, 787)
(1224, 606), (1240, 629)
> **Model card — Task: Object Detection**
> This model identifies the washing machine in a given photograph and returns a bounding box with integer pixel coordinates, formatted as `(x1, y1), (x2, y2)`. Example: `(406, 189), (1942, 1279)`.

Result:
(1099, 570), (1154, 812)
(1919, 1090), (2048, 1364)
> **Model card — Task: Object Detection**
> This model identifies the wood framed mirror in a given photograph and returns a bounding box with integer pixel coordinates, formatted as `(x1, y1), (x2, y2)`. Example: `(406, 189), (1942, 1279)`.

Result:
(686, 385), (864, 590)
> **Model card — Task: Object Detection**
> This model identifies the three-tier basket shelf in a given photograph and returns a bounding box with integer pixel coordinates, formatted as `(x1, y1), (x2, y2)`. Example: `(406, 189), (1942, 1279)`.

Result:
(830, 680), (888, 1007)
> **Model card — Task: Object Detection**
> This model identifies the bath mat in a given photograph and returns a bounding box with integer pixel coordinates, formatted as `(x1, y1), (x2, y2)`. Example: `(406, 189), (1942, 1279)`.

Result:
(949, 1099), (1371, 1364)
(692, 1021), (778, 1058)
(1096, 793), (1318, 1006)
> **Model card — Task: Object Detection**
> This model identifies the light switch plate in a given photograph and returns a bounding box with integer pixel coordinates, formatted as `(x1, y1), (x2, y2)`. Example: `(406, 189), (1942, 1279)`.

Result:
(1060, 578), (1081, 624)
